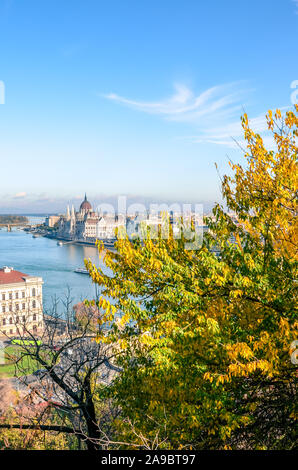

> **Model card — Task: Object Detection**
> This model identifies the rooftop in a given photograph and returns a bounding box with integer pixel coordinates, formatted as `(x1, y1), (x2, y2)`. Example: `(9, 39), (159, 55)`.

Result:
(0, 266), (29, 285)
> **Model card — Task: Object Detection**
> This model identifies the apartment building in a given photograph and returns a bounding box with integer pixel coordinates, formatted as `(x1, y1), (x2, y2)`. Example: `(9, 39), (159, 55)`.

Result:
(0, 266), (44, 337)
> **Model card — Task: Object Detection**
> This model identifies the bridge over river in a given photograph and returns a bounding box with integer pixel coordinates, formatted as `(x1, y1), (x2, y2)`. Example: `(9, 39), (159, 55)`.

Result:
(0, 222), (31, 231)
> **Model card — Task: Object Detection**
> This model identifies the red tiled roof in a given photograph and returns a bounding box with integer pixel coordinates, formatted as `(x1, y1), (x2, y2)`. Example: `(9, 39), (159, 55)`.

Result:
(86, 219), (98, 224)
(0, 269), (29, 285)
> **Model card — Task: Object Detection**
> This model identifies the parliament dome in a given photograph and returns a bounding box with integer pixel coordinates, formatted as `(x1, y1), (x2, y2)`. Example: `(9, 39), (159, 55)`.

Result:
(80, 194), (92, 212)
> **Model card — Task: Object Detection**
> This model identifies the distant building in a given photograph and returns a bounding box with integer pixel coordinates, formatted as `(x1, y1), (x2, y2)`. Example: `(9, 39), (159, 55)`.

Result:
(0, 267), (44, 337)
(45, 215), (60, 228)
(56, 194), (124, 242)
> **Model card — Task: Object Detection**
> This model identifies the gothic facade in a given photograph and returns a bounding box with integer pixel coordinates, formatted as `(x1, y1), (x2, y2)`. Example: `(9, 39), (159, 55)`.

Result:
(57, 194), (123, 242)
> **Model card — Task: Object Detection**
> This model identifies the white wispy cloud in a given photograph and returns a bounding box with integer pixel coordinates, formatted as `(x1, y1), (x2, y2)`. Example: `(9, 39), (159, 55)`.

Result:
(103, 82), (250, 125)
(191, 113), (271, 148)
(103, 82), (284, 149)
(197, 106), (292, 149)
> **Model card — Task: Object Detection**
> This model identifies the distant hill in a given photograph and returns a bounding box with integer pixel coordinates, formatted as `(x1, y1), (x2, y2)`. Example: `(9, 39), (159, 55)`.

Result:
(0, 215), (29, 224)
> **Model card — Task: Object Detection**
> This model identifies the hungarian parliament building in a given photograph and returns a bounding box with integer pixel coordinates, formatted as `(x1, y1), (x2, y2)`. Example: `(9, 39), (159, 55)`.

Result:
(50, 194), (125, 242)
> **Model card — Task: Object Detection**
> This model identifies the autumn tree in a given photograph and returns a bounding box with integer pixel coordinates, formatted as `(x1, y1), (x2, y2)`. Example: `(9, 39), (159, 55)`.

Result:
(86, 106), (298, 449)
(0, 295), (120, 450)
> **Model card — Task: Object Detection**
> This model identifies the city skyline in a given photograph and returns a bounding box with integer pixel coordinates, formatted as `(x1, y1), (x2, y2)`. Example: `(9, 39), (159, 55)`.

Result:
(0, 193), (216, 215)
(0, 0), (297, 212)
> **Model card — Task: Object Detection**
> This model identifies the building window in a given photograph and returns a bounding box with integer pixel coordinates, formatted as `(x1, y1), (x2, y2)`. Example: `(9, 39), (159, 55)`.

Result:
(9, 318), (12, 324)
(32, 300), (36, 308)
(2, 305), (5, 313)
(2, 294), (5, 300)
(22, 303), (25, 310)
(9, 305), (12, 312)
(16, 304), (19, 311)
(16, 316), (19, 323)
(2, 319), (6, 325)
(32, 288), (36, 297)
(22, 316), (26, 323)
(9, 293), (12, 300)
(33, 314), (36, 321)
(22, 292), (25, 298)
(15, 292), (19, 299)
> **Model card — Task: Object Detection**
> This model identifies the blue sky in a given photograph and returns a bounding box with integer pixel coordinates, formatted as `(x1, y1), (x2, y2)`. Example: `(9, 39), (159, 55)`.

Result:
(0, 0), (297, 213)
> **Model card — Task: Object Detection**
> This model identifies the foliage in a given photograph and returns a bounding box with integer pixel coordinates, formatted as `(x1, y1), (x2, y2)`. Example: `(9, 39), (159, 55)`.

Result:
(0, 304), (121, 450)
(0, 380), (78, 449)
(0, 346), (39, 378)
(86, 106), (298, 449)
(0, 215), (28, 224)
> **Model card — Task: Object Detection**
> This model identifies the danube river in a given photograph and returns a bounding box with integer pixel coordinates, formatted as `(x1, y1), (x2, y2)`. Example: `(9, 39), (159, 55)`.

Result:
(0, 217), (108, 312)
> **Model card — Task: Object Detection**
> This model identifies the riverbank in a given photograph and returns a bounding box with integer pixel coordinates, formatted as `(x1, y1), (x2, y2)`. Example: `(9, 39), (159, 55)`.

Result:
(38, 230), (116, 249)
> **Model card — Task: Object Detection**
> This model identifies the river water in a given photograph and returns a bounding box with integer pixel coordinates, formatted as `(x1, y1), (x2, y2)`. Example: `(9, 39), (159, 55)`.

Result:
(0, 216), (108, 313)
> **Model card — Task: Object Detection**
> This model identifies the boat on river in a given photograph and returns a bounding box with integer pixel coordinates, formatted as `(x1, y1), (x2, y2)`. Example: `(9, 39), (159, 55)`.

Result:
(74, 268), (89, 275)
